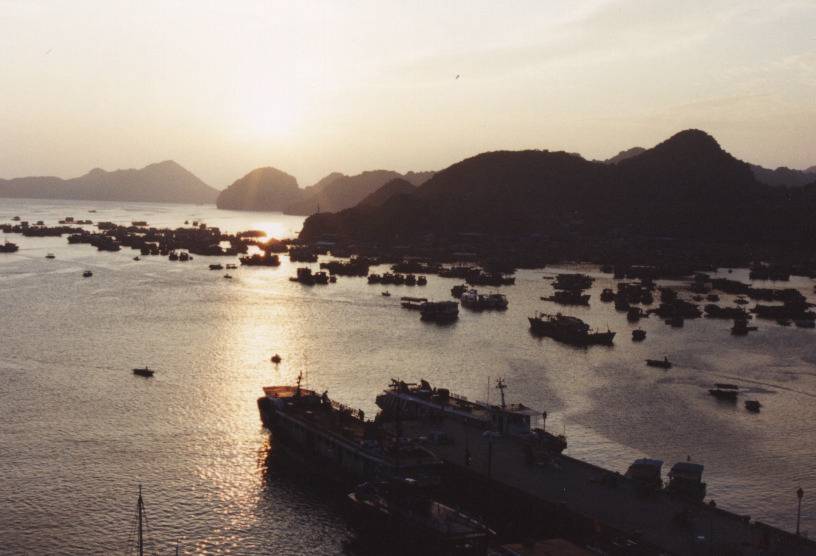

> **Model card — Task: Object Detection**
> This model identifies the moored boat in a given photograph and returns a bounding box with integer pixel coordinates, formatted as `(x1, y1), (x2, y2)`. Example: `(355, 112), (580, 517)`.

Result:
(709, 383), (739, 401)
(645, 357), (671, 369)
(632, 328), (647, 341)
(420, 301), (459, 323)
(745, 400), (761, 412)
(528, 313), (614, 346)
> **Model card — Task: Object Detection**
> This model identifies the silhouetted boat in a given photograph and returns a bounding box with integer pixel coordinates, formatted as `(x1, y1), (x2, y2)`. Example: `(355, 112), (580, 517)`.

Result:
(400, 296), (427, 310)
(209, 264), (224, 271)
(420, 301), (459, 323)
(528, 313), (614, 346)
(745, 400), (761, 412)
(45, 253), (55, 259)
(133, 366), (154, 377)
(646, 357), (671, 369)
(271, 354), (282, 364)
(632, 329), (647, 341)
(82, 270), (93, 278)
(0, 241), (19, 253)
(223, 274), (232, 279)
(709, 383), (739, 401)
(381, 291), (391, 297)
(666, 462), (707, 502)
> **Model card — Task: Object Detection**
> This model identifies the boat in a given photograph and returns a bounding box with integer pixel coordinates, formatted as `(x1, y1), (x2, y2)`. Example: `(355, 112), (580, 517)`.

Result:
(376, 379), (567, 453)
(632, 329), (647, 341)
(627, 307), (644, 322)
(240, 253), (281, 266)
(666, 462), (707, 502)
(646, 357), (671, 369)
(541, 290), (590, 306)
(528, 313), (615, 346)
(794, 319), (816, 329)
(400, 296), (427, 310)
(450, 284), (468, 298)
(289, 267), (329, 285)
(82, 270), (93, 278)
(347, 478), (493, 554)
(416, 275), (427, 286)
(45, 253), (55, 259)
(133, 256), (140, 261)
(665, 315), (684, 328)
(223, 274), (232, 279)
(225, 263), (237, 270)
(708, 383), (739, 401)
(271, 354), (282, 364)
(735, 297), (749, 305)
(420, 301), (459, 323)
(731, 318), (757, 335)
(0, 241), (19, 253)
(745, 400), (762, 413)
(461, 289), (508, 310)
(600, 288), (615, 302)
(257, 373), (441, 482)
(209, 264), (224, 271)
(381, 291), (391, 297)
(133, 366), (154, 377)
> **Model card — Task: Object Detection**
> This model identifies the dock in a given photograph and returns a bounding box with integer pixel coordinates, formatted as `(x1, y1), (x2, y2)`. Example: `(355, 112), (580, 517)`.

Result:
(386, 417), (816, 555)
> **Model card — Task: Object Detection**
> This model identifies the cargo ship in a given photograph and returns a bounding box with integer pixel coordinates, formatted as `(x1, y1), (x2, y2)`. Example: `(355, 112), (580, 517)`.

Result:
(375, 378), (567, 453)
(258, 373), (440, 482)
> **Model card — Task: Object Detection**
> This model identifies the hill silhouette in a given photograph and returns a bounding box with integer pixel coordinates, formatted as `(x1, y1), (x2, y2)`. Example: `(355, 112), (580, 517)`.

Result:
(216, 167), (302, 211)
(283, 170), (433, 215)
(0, 161), (217, 204)
(300, 129), (816, 246)
(358, 178), (416, 207)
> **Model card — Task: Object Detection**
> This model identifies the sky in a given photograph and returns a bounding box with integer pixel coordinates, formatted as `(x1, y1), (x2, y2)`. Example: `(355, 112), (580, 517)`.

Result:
(1, 0), (814, 188)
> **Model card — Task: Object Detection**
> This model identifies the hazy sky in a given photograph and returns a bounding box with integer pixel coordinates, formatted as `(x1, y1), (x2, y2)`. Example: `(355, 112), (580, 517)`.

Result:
(1, 0), (814, 188)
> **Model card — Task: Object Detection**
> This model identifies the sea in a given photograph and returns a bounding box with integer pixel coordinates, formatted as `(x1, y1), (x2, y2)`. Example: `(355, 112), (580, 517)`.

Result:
(0, 197), (814, 554)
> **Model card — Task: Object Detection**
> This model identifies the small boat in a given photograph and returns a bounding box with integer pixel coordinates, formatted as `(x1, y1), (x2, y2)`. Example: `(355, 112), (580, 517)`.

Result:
(133, 256), (140, 261)
(735, 297), (749, 305)
(381, 291), (391, 297)
(745, 400), (761, 413)
(226, 263), (237, 270)
(731, 319), (757, 335)
(209, 264), (224, 271)
(82, 270), (93, 278)
(133, 366), (154, 377)
(709, 383), (739, 401)
(271, 354), (282, 364)
(646, 357), (672, 369)
(632, 329), (647, 341)
(45, 253), (55, 259)
(223, 274), (232, 279)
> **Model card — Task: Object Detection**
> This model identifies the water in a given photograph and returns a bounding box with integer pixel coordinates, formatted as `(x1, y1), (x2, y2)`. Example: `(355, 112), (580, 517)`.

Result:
(1, 198), (814, 553)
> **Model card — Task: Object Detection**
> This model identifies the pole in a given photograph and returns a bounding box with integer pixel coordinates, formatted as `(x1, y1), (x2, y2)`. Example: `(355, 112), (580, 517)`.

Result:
(797, 487), (804, 536)
(137, 485), (144, 556)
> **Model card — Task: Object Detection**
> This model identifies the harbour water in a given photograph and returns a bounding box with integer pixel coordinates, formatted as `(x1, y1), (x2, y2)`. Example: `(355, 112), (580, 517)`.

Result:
(1, 198), (814, 554)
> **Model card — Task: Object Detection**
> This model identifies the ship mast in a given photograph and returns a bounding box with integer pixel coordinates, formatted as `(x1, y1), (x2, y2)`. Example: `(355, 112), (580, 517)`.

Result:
(496, 378), (507, 409)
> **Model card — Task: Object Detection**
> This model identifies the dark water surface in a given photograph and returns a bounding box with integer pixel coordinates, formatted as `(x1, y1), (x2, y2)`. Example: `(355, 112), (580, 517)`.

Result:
(1, 198), (814, 554)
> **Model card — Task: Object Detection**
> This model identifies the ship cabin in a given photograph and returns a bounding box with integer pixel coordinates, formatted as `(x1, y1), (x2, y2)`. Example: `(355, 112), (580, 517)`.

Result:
(667, 462), (707, 502)
(625, 458), (664, 490)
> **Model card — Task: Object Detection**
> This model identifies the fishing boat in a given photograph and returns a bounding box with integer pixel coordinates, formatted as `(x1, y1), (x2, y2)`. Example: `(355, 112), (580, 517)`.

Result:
(271, 354), (282, 364)
(82, 270), (93, 278)
(209, 264), (224, 271)
(381, 291), (391, 297)
(632, 329), (647, 341)
(625, 458), (663, 491)
(745, 400), (761, 413)
(45, 253), (55, 259)
(708, 383), (739, 401)
(0, 241), (20, 253)
(420, 301), (459, 323)
(400, 296), (427, 310)
(223, 274), (232, 279)
(133, 366), (154, 377)
(666, 462), (707, 502)
(646, 357), (671, 369)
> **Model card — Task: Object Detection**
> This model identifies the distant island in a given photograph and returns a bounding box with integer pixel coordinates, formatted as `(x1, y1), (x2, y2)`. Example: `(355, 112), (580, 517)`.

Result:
(0, 161), (218, 204)
(215, 168), (434, 215)
(298, 130), (816, 264)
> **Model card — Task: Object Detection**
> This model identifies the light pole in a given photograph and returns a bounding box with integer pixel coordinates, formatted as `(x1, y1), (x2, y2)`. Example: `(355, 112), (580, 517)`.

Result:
(797, 487), (804, 536)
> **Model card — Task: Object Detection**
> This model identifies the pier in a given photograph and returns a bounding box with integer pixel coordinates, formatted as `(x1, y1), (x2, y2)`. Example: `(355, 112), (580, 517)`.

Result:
(385, 417), (815, 555)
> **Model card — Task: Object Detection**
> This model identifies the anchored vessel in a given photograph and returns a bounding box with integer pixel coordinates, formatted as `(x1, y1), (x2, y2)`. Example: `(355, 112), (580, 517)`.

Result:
(257, 374), (440, 482)
(528, 313), (615, 346)
(376, 378), (567, 453)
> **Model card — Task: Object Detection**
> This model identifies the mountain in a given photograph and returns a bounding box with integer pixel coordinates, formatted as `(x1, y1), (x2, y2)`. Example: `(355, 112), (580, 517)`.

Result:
(283, 170), (434, 216)
(604, 147), (645, 164)
(300, 129), (816, 245)
(215, 167), (303, 211)
(750, 164), (816, 187)
(358, 178), (416, 207)
(0, 161), (218, 204)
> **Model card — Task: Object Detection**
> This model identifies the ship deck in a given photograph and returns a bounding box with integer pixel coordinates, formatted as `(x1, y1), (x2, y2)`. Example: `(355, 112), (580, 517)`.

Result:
(385, 418), (816, 555)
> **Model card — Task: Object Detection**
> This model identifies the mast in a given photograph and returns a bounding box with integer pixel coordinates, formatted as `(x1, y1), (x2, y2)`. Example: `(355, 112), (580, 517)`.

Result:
(496, 378), (507, 409)
(137, 485), (144, 556)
